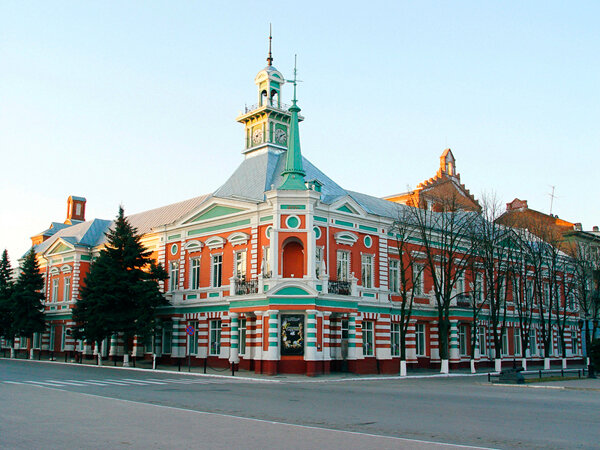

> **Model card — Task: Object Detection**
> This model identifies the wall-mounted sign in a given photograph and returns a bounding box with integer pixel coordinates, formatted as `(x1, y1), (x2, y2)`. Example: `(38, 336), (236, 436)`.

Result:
(281, 314), (304, 356)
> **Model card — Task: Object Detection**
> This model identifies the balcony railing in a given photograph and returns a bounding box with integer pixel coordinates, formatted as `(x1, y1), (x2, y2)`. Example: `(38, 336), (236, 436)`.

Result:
(456, 295), (471, 308)
(329, 280), (351, 296)
(244, 101), (291, 114)
(235, 279), (259, 295)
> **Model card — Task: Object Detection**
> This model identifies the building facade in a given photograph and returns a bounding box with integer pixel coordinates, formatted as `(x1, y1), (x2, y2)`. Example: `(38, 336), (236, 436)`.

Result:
(2, 51), (584, 375)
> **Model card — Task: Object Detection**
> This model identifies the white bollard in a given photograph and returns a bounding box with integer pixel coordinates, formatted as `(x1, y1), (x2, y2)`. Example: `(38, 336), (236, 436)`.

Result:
(562, 358), (567, 369)
(544, 358), (550, 370)
(521, 358), (527, 371)
(495, 358), (502, 373)
(400, 360), (407, 377)
(123, 354), (130, 367)
(470, 359), (476, 374)
(440, 359), (449, 374)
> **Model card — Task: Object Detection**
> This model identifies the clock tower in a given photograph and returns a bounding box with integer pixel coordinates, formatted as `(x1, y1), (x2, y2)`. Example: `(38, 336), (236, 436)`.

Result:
(236, 32), (302, 157)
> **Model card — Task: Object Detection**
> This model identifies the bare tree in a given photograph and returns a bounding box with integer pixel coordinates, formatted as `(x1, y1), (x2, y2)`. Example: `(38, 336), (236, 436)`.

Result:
(475, 193), (515, 372)
(390, 208), (425, 376)
(410, 193), (478, 373)
(570, 241), (600, 372)
(464, 256), (488, 373)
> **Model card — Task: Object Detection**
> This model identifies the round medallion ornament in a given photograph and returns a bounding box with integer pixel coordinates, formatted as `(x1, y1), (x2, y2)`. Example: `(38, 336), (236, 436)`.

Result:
(364, 236), (372, 248)
(170, 243), (179, 255)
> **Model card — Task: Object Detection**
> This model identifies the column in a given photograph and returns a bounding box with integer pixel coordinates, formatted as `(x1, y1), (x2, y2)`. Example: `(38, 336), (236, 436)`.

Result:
(449, 320), (460, 365)
(375, 314), (392, 363)
(264, 310), (279, 375)
(347, 313), (357, 361)
(171, 317), (186, 358)
(197, 315), (208, 359)
(253, 311), (264, 374)
(430, 321), (440, 363)
(406, 319), (417, 363)
(322, 312), (332, 374)
(229, 313), (239, 364)
(306, 310), (318, 376)
(220, 313), (230, 360)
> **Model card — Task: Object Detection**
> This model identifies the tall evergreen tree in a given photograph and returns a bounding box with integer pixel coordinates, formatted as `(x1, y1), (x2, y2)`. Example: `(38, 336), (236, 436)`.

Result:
(12, 248), (46, 358)
(73, 206), (167, 365)
(0, 250), (15, 351)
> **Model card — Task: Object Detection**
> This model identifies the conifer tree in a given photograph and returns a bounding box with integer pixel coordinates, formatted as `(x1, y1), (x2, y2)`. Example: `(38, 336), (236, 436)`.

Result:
(12, 249), (46, 358)
(0, 250), (15, 352)
(74, 206), (168, 365)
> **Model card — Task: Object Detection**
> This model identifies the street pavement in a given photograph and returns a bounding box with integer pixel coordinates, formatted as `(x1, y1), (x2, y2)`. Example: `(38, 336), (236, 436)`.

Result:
(1, 358), (598, 449)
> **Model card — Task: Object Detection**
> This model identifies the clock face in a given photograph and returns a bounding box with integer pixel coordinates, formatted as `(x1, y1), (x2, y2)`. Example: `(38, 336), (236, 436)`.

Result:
(275, 128), (287, 145)
(252, 128), (263, 145)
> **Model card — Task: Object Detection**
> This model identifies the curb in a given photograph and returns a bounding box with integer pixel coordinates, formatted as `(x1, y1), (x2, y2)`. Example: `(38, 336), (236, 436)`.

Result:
(1, 357), (493, 383)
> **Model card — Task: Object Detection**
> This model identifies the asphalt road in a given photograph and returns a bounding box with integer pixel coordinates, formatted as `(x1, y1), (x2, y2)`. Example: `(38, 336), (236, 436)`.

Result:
(1, 359), (598, 449)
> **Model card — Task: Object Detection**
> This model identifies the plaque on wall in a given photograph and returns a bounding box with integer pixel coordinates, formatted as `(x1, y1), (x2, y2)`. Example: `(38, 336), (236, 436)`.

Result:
(281, 314), (304, 356)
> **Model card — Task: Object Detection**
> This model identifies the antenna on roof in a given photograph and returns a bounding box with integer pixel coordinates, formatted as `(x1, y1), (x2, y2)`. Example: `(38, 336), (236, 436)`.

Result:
(267, 24), (273, 66)
(548, 185), (558, 215)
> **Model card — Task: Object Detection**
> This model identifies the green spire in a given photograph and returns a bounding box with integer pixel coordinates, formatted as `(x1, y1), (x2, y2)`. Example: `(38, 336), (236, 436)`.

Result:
(279, 55), (306, 191)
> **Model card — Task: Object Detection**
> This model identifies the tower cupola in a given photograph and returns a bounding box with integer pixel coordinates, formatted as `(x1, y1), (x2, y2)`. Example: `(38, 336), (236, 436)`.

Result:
(236, 28), (302, 157)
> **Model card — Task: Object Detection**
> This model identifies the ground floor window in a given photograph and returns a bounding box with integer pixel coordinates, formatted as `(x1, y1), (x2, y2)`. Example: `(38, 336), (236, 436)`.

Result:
(362, 321), (374, 356)
(187, 320), (198, 355)
(239, 318), (247, 356)
(210, 320), (222, 356)
(529, 330), (537, 356)
(478, 327), (486, 357)
(416, 323), (426, 356)
(571, 329), (578, 355)
(60, 327), (67, 351)
(459, 325), (468, 356)
(501, 328), (508, 356)
(391, 323), (400, 356)
(32, 332), (41, 349)
(514, 328), (522, 356)
(162, 322), (173, 354)
(49, 326), (55, 351)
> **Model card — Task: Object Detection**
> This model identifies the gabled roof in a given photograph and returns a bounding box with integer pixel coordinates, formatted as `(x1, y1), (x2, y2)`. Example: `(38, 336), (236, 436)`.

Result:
(32, 218), (113, 257)
(34, 222), (72, 238)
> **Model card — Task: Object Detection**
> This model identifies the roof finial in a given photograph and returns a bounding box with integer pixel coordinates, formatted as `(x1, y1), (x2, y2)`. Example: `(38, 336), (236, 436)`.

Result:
(267, 24), (273, 66)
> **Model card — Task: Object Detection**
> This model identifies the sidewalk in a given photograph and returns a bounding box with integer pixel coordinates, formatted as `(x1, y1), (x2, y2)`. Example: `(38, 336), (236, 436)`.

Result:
(526, 377), (600, 391)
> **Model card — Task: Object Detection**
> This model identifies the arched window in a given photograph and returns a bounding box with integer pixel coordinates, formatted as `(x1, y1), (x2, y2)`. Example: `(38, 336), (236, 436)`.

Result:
(260, 90), (268, 106)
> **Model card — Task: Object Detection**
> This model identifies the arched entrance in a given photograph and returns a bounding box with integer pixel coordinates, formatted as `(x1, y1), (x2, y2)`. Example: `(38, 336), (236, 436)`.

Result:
(282, 238), (304, 278)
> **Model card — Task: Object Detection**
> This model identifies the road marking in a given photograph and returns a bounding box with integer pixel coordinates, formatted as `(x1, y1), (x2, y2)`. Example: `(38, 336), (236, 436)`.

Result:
(88, 379), (129, 386)
(45, 379), (88, 386)
(104, 378), (150, 386)
(121, 378), (166, 385)
(65, 379), (109, 386)
(22, 380), (67, 387)
(3, 381), (25, 385)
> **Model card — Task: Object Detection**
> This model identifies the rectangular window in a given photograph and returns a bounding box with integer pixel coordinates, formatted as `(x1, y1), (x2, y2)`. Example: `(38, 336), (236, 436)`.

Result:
(60, 327), (67, 351)
(475, 273), (484, 302)
(49, 325), (55, 351)
(315, 247), (323, 279)
(162, 322), (173, 354)
(211, 255), (223, 288)
(235, 251), (247, 280)
(529, 329), (537, 356)
(501, 328), (509, 356)
(64, 277), (71, 302)
(361, 255), (373, 288)
(391, 323), (400, 356)
(543, 282), (550, 306)
(190, 258), (200, 290)
(32, 332), (41, 349)
(239, 318), (247, 356)
(169, 261), (179, 292)
(187, 320), (198, 355)
(263, 246), (271, 278)
(144, 334), (154, 353)
(389, 259), (399, 293)
(416, 323), (426, 356)
(210, 320), (222, 356)
(459, 325), (467, 356)
(478, 326), (486, 356)
(362, 321), (374, 356)
(514, 328), (522, 356)
(413, 264), (424, 296)
(337, 251), (350, 281)
(456, 273), (465, 297)
(571, 330), (578, 355)
(52, 279), (59, 302)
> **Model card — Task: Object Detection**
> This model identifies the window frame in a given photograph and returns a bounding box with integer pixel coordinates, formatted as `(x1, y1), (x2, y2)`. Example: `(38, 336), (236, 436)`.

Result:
(187, 320), (198, 355)
(362, 321), (374, 356)
(211, 254), (223, 288)
(239, 318), (247, 356)
(169, 261), (179, 292)
(390, 322), (400, 356)
(209, 319), (222, 356)
(336, 250), (350, 282)
(389, 259), (399, 293)
(63, 277), (71, 302)
(361, 254), (374, 288)
(415, 323), (426, 356)
(190, 257), (201, 290)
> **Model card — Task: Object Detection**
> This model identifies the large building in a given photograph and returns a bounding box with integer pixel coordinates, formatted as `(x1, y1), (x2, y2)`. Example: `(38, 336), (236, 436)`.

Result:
(3, 48), (584, 375)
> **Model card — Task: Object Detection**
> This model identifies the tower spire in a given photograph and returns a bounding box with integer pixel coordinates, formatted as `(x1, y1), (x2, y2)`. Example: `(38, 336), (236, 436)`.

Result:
(279, 55), (306, 191)
(267, 24), (273, 66)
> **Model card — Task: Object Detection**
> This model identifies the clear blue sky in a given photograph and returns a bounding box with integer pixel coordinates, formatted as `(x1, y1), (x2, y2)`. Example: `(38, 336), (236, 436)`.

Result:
(1, 1), (599, 265)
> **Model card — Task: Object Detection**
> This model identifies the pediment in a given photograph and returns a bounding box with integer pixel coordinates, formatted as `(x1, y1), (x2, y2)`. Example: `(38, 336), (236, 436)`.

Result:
(183, 203), (248, 224)
(330, 196), (366, 218)
(205, 236), (226, 250)
(46, 240), (74, 256)
(269, 283), (318, 297)
(334, 231), (358, 246)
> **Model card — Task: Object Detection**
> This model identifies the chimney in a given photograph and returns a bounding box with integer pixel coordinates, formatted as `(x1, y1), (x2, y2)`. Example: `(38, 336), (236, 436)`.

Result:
(66, 196), (86, 224)
(593, 226), (599, 232)
(573, 223), (582, 231)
